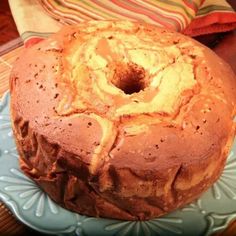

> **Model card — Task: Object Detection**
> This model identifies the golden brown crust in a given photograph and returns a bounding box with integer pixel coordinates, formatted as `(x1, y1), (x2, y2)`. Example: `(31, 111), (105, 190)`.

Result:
(10, 21), (236, 220)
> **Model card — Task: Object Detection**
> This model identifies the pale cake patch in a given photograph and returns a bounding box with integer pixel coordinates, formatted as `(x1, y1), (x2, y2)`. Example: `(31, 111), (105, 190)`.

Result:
(57, 22), (203, 121)
(88, 113), (117, 174)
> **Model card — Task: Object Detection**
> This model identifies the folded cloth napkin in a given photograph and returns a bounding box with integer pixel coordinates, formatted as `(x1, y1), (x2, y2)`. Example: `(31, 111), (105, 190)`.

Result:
(9, 0), (236, 47)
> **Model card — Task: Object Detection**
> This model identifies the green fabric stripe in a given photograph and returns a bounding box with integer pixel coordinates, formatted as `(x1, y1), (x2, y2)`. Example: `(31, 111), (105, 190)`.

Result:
(21, 31), (52, 41)
(153, 0), (194, 19)
(51, 0), (116, 19)
(54, 0), (62, 6)
(186, 0), (198, 11)
(197, 5), (234, 16)
(119, 0), (177, 27)
(75, 0), (117, 18)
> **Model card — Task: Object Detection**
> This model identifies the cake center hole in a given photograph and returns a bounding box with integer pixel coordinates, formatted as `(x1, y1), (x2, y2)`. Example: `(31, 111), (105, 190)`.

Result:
(111, 62), (146, 95)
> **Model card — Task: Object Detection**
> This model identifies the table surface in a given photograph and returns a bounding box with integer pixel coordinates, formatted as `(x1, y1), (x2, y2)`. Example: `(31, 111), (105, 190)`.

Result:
(0, 0), (236, 235)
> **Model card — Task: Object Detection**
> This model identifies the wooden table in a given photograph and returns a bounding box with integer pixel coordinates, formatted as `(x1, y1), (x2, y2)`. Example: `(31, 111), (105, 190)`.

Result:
(0, 0), (236, 235)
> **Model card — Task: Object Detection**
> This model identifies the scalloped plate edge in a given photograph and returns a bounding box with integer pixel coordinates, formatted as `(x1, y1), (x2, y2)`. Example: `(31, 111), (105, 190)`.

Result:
(0, 191), (76, 235)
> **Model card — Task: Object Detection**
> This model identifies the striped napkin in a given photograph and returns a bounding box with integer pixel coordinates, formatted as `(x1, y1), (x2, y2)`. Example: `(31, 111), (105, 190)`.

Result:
(9, 0), (236, 47)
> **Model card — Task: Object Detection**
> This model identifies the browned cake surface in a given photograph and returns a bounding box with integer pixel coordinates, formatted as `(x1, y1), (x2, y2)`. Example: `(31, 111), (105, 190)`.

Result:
(10, 21), (236, 220)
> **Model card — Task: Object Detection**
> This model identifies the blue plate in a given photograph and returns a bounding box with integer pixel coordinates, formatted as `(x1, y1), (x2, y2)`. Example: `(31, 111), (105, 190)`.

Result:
(0, 91), (236, 236)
